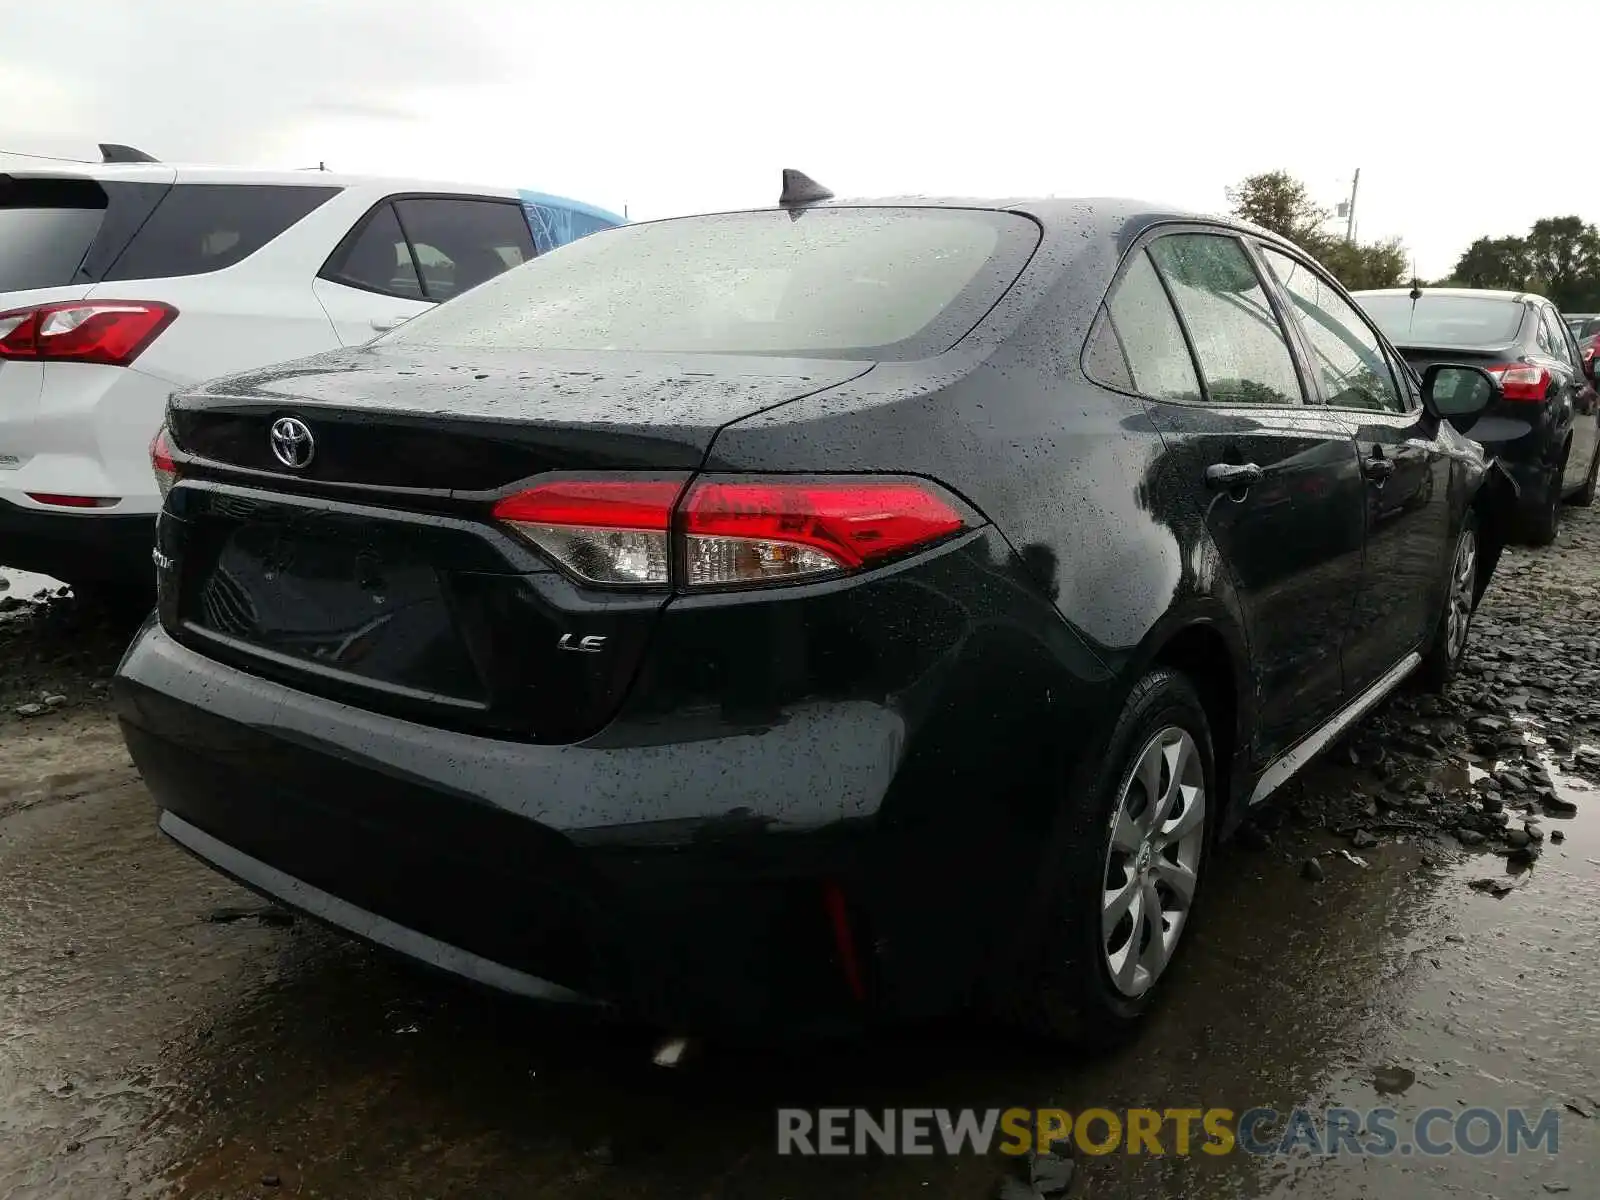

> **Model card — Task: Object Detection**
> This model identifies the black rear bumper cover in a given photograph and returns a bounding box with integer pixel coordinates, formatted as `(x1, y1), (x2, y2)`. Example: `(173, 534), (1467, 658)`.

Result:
(0, 500), (154, 585)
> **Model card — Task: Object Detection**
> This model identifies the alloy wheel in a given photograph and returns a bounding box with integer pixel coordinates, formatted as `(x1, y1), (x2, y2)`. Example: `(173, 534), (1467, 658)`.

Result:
(1100, 726), (1205, 999)
(1445, 526), (1477, 661)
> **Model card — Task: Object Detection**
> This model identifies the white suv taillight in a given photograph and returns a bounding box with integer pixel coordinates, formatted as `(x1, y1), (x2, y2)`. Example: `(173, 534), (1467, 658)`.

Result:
(0, 300), (177, 365)
(491, 474), (972, 590)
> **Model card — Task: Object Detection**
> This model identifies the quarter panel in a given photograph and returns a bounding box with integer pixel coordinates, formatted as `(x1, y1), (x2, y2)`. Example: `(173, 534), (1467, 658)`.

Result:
(708, 357), (1193, 667)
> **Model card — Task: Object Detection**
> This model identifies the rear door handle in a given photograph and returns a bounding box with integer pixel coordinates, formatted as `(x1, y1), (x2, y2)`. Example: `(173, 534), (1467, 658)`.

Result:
(370, 316), (408, 332)
(1204, 462), (1263, 490)
(1363, 456), (1395, 482)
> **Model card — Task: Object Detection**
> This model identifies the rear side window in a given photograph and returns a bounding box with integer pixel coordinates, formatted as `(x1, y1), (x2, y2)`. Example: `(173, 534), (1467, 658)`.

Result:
(1086, 251), (1202, 402)
(391, 198), (535, 301)
(1150, 234), (1305, 406)
(322, 203), (424, 299)
(0, 177), (108, 290)
(383, 207), (1038, 360)
(1540, 308), (1575, 367)
(104, 184), (339, 281)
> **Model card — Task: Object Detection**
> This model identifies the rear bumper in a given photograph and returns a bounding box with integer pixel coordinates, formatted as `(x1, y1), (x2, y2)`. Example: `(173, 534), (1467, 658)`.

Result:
(1499, 458), (1559, 515)
(116, 621), (915, 1033)
(159, 810), (594, 1005)
(0, 499), (155, 584)
(115, 521), (1111, 1033)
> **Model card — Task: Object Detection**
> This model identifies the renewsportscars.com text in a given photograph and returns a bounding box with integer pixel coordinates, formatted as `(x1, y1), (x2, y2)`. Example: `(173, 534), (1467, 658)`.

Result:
(776, 1106), (1563, 1158)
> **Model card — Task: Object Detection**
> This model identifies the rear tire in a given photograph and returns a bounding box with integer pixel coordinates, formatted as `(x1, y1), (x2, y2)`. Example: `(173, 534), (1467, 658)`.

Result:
(1418, 512), (1479, 693)
(1571, 445), (1599, 507)
(992, 668), (1214, 1046)
(1521, 461), (1564, 545)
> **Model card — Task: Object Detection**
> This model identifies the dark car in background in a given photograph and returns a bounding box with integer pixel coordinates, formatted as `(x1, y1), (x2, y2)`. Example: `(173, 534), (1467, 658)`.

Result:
(115, 188), (1506, 1043)
(1564, 312), (1600, 341)
(1567, 315), (1600, 372)
(1357, 287), (1600, 544)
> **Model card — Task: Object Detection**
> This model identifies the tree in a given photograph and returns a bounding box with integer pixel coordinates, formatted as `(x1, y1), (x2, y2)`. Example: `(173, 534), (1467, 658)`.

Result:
(1226, 171), (1328, 243)
(1225, 171), (1411, 291)
(1317, 237), (1409, 291)
(1448, 236), (1531, 290)
(1525, 217), (1600, 310)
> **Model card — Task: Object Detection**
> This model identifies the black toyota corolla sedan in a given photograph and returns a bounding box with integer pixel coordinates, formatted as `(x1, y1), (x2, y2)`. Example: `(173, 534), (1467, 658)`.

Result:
(115, 180), (1508, 1042)
(1354, 286), (1600, 545)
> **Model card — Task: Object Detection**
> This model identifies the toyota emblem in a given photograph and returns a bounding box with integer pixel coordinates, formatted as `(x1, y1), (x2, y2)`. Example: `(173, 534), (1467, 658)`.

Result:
(269, 416), (315, 469)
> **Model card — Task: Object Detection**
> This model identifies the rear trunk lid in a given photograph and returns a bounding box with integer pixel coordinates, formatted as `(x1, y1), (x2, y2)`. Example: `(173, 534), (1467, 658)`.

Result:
(1392, 345), (1509, 373)
(1392, 343), (1542, 448)
(162, 345), (871, 741)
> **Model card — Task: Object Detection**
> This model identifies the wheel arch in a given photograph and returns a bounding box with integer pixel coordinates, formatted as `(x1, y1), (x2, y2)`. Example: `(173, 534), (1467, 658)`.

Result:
(1124, 608), (1253, 834)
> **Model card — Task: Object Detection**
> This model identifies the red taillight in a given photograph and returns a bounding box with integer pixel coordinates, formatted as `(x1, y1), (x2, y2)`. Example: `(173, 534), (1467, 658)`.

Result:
(681, 477), (968, 586)
(1484, 363), (1550, 402)
(0, 300), (177, 366)
(491, 474), (972, 589)
(151, 425), (178, 498)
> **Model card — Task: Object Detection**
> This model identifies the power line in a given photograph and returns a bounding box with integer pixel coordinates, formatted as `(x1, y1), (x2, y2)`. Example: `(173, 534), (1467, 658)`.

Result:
(0, 149), (91, 164)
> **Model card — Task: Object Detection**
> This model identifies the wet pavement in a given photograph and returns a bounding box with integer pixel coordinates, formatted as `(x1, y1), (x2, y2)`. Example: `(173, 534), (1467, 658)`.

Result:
(4, 513), (1600, 1199)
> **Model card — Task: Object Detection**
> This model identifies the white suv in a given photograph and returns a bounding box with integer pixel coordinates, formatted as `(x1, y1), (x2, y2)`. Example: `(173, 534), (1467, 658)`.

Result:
(0, 151), (622, 592)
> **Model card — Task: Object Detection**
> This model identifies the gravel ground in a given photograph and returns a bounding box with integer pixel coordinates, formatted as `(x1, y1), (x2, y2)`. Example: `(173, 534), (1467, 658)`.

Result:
(2, 508), (1598, 1199)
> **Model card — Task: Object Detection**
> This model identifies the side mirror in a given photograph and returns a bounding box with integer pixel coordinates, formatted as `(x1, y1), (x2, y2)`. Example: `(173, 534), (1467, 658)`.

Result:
(1421, 363), (1500, 433)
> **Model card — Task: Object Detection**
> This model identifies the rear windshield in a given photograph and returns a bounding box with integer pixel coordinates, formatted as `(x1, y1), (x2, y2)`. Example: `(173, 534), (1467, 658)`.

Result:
(0, 177), (107, 290)
(1358, 293), (1525, 347)
(383, 207), (1039, 360)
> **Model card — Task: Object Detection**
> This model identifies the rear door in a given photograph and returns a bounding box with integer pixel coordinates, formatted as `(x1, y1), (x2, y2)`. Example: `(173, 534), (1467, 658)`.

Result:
(1118, 230), (1366, 762)
(1545, 306), (1600, 491)
(1256, 244), (1450, 694)
(313, 194), (536, 344)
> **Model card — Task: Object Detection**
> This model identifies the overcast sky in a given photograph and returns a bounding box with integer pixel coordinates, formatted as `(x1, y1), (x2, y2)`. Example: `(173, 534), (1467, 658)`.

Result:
(3, 0), (1594, 279)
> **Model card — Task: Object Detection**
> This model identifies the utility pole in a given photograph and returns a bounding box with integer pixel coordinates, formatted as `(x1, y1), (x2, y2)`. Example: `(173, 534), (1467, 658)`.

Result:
(1343, 168), (1360, 244)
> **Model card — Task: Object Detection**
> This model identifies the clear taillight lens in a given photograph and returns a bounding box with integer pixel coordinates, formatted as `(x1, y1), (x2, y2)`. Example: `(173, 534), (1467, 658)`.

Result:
(491, 474), (972, 590)
(491, 478), (685, 585)
(150, 425), (179, 498)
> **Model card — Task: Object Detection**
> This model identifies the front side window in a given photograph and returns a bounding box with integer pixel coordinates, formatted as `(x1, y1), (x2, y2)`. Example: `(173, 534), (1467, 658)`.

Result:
(1261, 247), (1403, 412)
(1148, 234), (1304, 406)
(383, 207), (1039, 361)
(391, 198), (535, 301)
(321, 203), (423, 299)
(105, 184), (339, 281)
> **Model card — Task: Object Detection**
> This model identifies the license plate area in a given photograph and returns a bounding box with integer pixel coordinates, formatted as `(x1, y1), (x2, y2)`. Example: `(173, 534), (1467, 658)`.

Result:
(184, 517), (485, 704)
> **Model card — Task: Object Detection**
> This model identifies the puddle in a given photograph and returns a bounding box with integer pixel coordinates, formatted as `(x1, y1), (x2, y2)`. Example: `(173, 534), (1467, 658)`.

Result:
(0, 567), (64, 602)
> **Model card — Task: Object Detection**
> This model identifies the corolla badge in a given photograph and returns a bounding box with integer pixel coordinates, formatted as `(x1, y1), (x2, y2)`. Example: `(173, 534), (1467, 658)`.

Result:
(269, 416), (315, 469)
